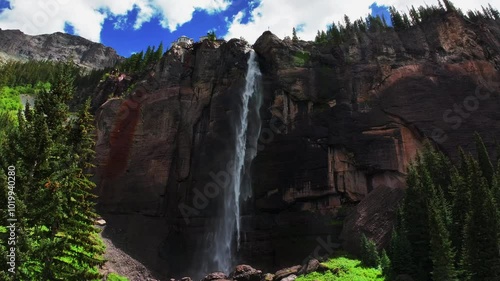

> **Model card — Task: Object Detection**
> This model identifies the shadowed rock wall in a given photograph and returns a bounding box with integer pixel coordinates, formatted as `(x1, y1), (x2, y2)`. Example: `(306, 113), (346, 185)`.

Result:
(93, 12), (500, 279)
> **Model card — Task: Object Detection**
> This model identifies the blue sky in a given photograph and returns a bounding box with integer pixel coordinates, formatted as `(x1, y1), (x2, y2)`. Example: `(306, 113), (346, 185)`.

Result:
(91, 1), (388, 57)
(0, 0), (496, 57)
(98, 0), (251, 56)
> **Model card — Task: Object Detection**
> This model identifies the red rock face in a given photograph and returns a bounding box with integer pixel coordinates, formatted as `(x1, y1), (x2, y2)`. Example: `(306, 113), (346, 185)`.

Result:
(92, 13), (500, 279)
(104, 98), (142, 180)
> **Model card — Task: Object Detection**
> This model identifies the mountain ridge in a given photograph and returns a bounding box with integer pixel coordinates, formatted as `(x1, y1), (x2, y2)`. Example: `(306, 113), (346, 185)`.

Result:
(0, 28), (123, 70)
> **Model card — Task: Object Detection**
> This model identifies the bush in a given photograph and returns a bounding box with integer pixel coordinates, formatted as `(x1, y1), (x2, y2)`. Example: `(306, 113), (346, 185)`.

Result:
(107, 273), (130, 281)
(292, 51), (310, 67)
(296, 256), (384, 281)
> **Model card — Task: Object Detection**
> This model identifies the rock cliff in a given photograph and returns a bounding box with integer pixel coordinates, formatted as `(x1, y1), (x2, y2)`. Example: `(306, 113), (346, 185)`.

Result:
(0, 29), (122, 69)
(92, 12), (500, 279)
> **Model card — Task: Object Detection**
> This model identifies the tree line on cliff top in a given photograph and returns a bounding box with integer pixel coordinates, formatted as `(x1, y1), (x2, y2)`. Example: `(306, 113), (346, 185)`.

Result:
(314, 0), (500, 45)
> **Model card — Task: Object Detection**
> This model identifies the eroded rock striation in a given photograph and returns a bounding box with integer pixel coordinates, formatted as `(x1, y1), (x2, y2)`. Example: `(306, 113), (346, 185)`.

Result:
(93, 12), (500, 280)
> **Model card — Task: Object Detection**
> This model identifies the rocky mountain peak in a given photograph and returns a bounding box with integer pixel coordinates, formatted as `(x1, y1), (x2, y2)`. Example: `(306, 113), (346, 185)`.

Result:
(0, 28), (123, 69)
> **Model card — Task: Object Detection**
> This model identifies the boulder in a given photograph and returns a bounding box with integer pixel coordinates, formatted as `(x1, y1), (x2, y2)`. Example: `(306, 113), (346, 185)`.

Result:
(261, 273), (274, 281)
(230, 264), (262, 281)
(297, 259), (319, 275)
(340, 185), (406, 254)
(202, 272), (229, 281)
(280, 275), (297, 281)
(273, 266), (301, 281)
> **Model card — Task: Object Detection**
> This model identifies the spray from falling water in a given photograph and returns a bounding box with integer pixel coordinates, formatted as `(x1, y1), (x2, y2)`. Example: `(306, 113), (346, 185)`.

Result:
(234, 50), (261, 248)
(210, 50), (262, 274)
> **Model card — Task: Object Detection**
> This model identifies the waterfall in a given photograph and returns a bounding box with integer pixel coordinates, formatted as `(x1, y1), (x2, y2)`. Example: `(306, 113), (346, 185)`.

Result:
(234, 50), (261, 247)
(210, 50), (262, 274)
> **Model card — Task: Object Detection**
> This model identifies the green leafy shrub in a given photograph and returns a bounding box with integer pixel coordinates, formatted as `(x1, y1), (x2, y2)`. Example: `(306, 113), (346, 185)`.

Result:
(293, 51), (310, 67)
(107, 272), (130, 281)
(296, 256), (384, 281)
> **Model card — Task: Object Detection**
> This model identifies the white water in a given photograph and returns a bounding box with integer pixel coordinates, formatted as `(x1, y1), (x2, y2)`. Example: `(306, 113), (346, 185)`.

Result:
(234, 50), (261, 248)
(211, 50), (261, 274)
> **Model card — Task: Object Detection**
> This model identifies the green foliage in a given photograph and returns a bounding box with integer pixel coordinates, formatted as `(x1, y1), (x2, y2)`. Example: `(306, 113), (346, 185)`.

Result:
(314, 13), (388, 45)
(390, 137), (500, 281)
(389, 225), (414, 276)
(0, 62), (105, 280)
(296, 256), (384, 281)
(292, 51), (310, 67)
(107, 272), (130, 281)
(0, 86), (23, 116)
(0, 60), (78, 87)
(315, 1), (496, 46)
(118, 42), (164, 74)
(360, 234), (380, 268)
(207, 30), (217, 41)
(429, 184), (458, 281)
(380, 250), (391, 278)
(292, 27), (298, 42)
(389, 7), (407, 30)
(0, 59), (112, 112)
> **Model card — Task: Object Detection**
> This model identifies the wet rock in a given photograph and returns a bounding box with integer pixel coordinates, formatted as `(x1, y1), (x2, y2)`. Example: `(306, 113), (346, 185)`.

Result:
(202, 272), (229, 281)
(298, 259), (320, 275)
(231, 265), (262, 281)
(273, 265), (301, 281)
(261, 273), (274, 281)
(95, 219), (107, 226)
(280, 275), (297, 281)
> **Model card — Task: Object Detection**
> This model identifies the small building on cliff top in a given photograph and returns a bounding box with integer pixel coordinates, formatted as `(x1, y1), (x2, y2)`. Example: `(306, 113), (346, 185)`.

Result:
(170, 35), (194, 48)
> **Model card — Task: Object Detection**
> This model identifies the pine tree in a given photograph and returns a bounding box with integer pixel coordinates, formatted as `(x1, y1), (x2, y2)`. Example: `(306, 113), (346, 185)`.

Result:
(438, 0), (445, 10)
(0, 63), (105, 280)
(292, 27), (298, 42)
(207, 31), (216, 41)
(429, 185), (458, 281)
(389, 226), (414, 276)
(489, 4), (500, 20)
(443, 0), (457, 12)
(449, 160), (470, 266)
(360, 234), (380, 268)
(154, 42), (164, 62)
(402, 14), (412, 28)
(461, 161), (500, 281)
(380, 249), (392, 278)
(403, 163), (432, 280)
(344, 15), (352, 30)
(390, 7), (405, 30)
(475, 133), (494, 185)
(409, 6), (421, 25)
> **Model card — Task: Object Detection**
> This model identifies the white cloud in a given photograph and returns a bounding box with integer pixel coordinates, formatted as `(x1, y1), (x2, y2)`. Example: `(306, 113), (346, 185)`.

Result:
(0, 0), (231, 42)
(224, 0), (500, 44)
(152, 0), (231, 31)
(0, 0), (498, 45)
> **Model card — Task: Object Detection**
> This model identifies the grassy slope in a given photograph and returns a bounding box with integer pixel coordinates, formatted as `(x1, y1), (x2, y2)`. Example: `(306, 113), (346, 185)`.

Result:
(296, 257), (384, 281)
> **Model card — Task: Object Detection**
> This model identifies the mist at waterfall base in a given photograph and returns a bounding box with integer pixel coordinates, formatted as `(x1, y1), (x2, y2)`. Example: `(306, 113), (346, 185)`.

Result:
(196, 51), (262, 277)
